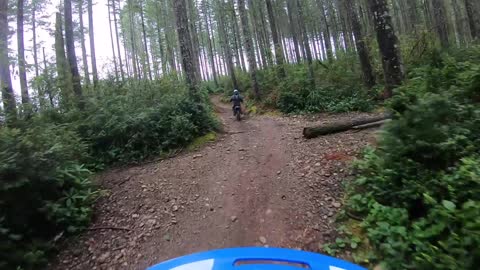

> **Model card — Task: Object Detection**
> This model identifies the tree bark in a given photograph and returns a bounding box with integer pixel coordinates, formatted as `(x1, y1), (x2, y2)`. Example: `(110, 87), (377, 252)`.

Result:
(107, 0), (119, 81)
(65, 0), (84, 108)
(78, 0), (91, 86)
(112, 0), (124, 81)
(0, 0), (17, 121)
(203, 0), (218, 87)
(127, 0), (139, 79)
(42, 47), (54, 107)
(368, 0), (404, 98)
(32, 4), (39, 78)
(405, 0), (419, 32)
(55, 12), (73, 107)
(296, 0), (315, 85)
(17, 0), (29, 105)
(217, 0), (238, 89)
(344, 0), (375, 88)
(265, 0), (285, 78)
(238, 0), (260, 99)
(431, 0), (449, 47)
(87, 0), (98, 86)
(287, 0), (301, 63)
(173, 0), (199, 97)
(465, 0), (480, 39)
(140, 3), (152, 80)
(187, 0), (202, 80)
(303, 115), (390, 138)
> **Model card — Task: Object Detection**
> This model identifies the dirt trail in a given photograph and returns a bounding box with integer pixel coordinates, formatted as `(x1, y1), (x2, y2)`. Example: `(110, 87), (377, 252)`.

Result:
(53, 98), (377, 270)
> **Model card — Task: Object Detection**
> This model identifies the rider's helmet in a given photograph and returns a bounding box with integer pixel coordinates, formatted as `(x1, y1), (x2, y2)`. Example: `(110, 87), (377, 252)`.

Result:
(233, 89), (239, 95)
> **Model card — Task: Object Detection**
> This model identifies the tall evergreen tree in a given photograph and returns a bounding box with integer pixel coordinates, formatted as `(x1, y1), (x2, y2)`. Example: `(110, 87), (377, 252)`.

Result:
(64, 0), (83, 107)
(238, 0), (260, 98)
(296, 0), (315, 85)
(87, 0), (98, 86)
(368, 0), (404, 98)
(0, 0), (17, 121)
(54, 12), (73, 106)
(344, 0), (375, 88)
(173, 0), (199, 96)
(17, 0), (30, 105)
(265, 0), (285, 78)
(78, 0), (91, 86)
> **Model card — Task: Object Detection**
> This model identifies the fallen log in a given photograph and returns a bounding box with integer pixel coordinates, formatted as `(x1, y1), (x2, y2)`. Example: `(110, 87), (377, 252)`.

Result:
(352, 119), (391, 130)
(303, 115), (391, 139)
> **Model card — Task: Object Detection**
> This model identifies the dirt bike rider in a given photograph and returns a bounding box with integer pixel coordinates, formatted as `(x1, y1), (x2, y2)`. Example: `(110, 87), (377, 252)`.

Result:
(230, 89), (244, 116)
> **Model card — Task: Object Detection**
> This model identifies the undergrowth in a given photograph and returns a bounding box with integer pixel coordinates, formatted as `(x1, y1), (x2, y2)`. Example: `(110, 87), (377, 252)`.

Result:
(217, 54), (379, 114)
(0, 78), (217, 269)
(333, 47), (480, 269)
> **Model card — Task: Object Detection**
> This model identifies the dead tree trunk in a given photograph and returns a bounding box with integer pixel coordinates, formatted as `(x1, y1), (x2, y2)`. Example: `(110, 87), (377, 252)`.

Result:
(303, 115), (390, 138)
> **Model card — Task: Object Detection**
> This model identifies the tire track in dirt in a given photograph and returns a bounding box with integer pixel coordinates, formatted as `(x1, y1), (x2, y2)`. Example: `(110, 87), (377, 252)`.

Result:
(52, 97), (377, 270)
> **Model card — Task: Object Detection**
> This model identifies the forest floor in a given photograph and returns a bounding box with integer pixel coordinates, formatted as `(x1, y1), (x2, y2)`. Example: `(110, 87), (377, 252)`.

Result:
(52, 97), (378, 270)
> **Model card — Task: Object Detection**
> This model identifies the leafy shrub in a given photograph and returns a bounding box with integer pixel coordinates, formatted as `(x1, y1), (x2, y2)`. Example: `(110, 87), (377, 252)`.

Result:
(218, 56), (376, 114)
(0, 124), (97, 269)
(345, 48), (480, 269)
(1, 78), (218, 269)
(42, 80), (218, 164)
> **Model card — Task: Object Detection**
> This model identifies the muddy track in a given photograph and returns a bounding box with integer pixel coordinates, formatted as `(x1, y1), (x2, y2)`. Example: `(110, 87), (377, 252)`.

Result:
(52, 97), (377, 270)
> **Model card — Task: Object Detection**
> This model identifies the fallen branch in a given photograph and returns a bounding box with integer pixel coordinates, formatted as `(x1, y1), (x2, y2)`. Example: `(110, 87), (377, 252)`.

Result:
(303, 115), (391, 139)
(88, 226), (132, 232)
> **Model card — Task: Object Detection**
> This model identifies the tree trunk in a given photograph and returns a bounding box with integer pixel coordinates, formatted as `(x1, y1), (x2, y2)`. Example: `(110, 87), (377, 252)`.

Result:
(465, 0), (480, 39)
(296, 0), (315, 85)
(238, 0), (260, 99)
(42, 47), (54, 107)
(287, 0), (301, 63)
(107, 0), (119, 81)
(187, 0), (202, 80)
(173, 0), (199, 97)
(217, 0), (238, 90)
(368, 0), (404, 98)
(112, 0), (125, 81)
(55, 12), (73, 107)
(257, 3), (273, 67)
(0, 0), (17, 121)
(162, 0), (176, 73)
(230, 0), (246, 71)
(452, 0), (467, 45)
(431, 0), (449, 47)
(64, 0), (83, 107)
(32, 4), (39, 78)
(316, 0), (333, 61)
(87, 0), (98, 86)
(203, 0), (218, 87)
(78, 0), (91, 86)
(128, 0), (139, 79)
(405, 0), (419, 32)
(265, 0), (285, 78)
(17, 0), (29, 105)
(140, 4), (152, 80)
(154, 3), (167, 76)
(344, 0), (375, 88)
(303, 115), (390, 138)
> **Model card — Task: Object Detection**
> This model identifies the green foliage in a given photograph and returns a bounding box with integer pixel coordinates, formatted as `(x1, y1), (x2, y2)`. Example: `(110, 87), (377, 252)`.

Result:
(0, 78), (218, 269)
(344, 48), (480, 269)
(218, 55), (376, 114)
(44, 79), (218, 164)
(0, 124), (97, 269)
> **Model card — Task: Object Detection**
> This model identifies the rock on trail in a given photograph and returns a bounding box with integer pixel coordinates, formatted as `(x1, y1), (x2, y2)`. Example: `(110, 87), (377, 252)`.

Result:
(51, 97), (376, 270)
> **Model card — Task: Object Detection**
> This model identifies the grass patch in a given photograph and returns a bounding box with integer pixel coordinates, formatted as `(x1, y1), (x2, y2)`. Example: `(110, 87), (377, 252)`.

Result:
(187, 132), (217, 151)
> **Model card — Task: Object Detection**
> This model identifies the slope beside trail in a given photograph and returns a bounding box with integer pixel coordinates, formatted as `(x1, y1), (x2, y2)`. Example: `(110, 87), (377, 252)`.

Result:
(52, 97), (377, 270)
